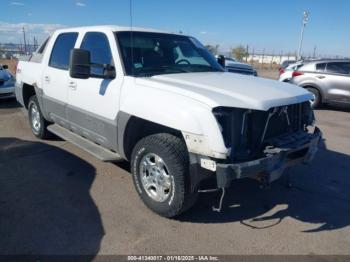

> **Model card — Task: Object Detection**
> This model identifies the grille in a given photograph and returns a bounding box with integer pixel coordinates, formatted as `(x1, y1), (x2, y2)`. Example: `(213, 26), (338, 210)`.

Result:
(259, 103), (302, 141)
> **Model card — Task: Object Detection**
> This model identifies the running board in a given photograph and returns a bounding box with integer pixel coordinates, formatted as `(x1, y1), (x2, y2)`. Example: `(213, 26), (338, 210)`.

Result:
(47, 124), (123, 162)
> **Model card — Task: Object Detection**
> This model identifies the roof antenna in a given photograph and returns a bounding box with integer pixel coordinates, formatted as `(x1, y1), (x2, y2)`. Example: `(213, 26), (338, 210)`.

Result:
(129, 0), (134, 75)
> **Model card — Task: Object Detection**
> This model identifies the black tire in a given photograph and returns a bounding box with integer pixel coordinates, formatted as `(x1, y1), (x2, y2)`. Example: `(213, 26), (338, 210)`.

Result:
(306, 87), (321, 108)
(28, 95), (50, 139)
(131, 133), (198, 218)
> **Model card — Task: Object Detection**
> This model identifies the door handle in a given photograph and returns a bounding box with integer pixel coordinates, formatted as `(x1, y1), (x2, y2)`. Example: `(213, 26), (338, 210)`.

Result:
(316, 75), (326, 79)
(44, 76), (50, 83)
(68, 81), (77, 90)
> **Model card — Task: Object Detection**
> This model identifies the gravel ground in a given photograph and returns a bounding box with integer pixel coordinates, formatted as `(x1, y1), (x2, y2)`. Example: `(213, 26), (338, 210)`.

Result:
(0, 98), (349, 256)
(257, 68), (280, 79)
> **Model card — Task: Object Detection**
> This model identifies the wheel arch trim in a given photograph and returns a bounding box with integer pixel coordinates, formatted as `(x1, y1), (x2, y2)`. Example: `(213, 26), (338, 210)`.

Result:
(300, 83), (324, 101)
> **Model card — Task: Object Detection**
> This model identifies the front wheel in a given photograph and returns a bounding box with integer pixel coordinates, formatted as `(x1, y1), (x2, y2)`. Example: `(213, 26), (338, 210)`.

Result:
(28, 95), (50, 139)
(306, 87), (321, 109)
(131, 133), (197, 218)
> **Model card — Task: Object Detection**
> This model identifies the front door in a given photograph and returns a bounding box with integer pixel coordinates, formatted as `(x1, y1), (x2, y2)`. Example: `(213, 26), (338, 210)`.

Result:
(67, 31), (123, 150)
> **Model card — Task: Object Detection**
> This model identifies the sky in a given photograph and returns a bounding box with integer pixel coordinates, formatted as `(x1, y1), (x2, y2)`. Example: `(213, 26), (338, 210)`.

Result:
(1, 0), (349, 57)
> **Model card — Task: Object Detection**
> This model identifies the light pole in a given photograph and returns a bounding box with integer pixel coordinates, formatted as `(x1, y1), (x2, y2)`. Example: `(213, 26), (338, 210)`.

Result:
(297, 11), (309, 60)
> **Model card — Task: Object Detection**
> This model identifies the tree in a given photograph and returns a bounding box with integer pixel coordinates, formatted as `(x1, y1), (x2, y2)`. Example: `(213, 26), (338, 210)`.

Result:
(231, 45), (247, 61)
(205, 44), (219, 55)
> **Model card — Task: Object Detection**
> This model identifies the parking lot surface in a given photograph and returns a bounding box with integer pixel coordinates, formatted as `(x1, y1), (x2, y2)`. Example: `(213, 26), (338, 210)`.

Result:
(0, 98), (350, 255)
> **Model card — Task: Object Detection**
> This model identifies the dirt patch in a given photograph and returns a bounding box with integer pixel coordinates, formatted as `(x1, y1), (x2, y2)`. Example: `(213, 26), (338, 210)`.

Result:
(0, 59), (18, 75)
(257, 68), (279, 80)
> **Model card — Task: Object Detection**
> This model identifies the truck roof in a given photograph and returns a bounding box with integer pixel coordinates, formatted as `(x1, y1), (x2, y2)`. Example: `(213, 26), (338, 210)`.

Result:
(54, 25), (174, 35)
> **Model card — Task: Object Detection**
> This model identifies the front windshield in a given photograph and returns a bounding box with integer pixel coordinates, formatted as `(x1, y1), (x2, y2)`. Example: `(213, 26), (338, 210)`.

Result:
(115, 31), (224, 76)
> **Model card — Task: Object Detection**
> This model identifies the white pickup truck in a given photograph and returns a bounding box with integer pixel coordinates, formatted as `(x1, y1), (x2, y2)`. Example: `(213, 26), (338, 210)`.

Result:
(15, 25), (321, 217)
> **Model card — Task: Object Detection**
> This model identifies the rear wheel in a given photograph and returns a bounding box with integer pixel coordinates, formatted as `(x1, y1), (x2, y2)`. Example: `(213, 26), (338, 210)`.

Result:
(306, 87), (321, 108)
(131, 133), (198, 218)
(28, 95), (50, 139)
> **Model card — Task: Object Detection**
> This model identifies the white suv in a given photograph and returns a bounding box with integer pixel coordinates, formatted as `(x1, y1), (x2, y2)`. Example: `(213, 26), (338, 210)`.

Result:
(15, 26), (321, 217)
(278, 61), (304, 82)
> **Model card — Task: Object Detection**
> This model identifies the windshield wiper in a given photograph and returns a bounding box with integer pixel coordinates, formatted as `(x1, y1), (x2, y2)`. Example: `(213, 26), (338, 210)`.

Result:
(160, 66), (189, 73)
(133, 65), (222, 77)
(133, 66), (190, 77)
(189, 64), (223, 72)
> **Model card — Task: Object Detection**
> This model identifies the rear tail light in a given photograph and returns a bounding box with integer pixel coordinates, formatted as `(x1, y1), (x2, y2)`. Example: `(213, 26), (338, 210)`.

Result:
(292, 71), (304, 77)
(279, 68), (285, 75)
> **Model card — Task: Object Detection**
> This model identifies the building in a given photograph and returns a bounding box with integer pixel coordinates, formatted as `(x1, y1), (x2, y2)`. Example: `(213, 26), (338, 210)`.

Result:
(247, 54), (297, 65)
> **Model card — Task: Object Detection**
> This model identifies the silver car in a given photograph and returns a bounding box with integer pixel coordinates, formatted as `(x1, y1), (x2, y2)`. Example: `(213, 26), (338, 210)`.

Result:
(290, 59), (350, 108)
(0, 64), (16, 99)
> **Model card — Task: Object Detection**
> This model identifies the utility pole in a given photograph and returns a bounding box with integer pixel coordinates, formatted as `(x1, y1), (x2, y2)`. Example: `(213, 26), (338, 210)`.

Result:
(297, 11), (309, 60)
(279, 50), (283, 64)
(313, 45), (317, 58)
(253, 48), (256, 65)
(33, 36), (39, 51)
(246, 45), (249, 62)
(22, 27), (27, 54)
(271, 49), (275, 68)
(19, 38), (22, 53)
(262, 48), (265, 66)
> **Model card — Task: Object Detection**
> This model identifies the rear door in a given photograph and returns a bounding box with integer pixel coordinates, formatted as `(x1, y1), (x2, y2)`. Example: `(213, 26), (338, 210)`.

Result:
(323, 62), (350, 103)
(67, 31), (123, 150)
(42, 32), (78, 127)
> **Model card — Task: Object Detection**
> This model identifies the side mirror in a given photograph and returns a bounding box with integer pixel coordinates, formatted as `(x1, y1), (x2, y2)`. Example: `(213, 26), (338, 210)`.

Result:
(2, 65), (8, 70)
(217, 55), (226, 68)
(69, 49), (91, 79)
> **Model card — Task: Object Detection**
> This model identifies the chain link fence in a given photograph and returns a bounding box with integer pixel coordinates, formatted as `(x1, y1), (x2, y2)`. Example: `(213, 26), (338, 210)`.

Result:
(0, 43), (37, 61)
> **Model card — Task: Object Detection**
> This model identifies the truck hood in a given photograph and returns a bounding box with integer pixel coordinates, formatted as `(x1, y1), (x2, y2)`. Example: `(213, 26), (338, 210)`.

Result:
(135, 72), (312, 111)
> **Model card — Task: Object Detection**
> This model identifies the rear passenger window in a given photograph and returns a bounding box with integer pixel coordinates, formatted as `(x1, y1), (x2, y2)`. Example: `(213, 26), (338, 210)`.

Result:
(80, 32), (113, 77)
(341, 63), (350, 75)
(316, 63), (326, 72)
(326, 62), (350, 75)
(49, 32), (78, 70)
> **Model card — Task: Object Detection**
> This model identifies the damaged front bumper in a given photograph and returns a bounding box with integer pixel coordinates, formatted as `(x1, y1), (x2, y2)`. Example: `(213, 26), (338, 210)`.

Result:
(215, 127), (322, 188)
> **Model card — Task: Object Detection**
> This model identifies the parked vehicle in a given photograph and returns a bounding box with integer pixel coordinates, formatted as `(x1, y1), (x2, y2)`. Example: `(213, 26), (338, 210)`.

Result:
(0, 64), (15, 99)
(15, 26), (321, 217)
(278, 61), (304, 82)
(280, 60), (296, 70)
(217, 56), (257, 76)
(290, 59), (350, 108)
